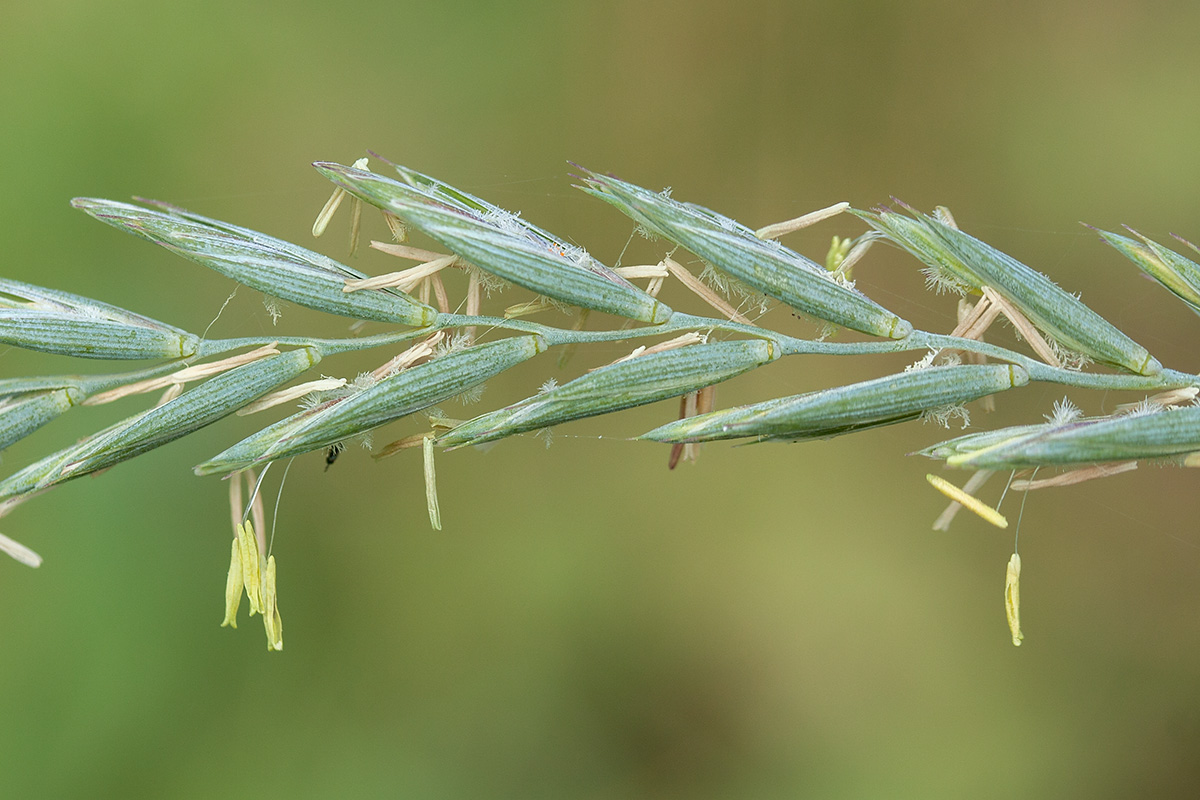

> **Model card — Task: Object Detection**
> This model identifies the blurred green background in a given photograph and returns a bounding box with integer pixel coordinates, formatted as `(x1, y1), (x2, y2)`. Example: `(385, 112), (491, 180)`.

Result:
(3, 1), (1200, 797)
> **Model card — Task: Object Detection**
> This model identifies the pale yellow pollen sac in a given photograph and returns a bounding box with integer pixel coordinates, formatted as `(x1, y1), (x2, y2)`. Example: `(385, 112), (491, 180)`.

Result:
(981, 287), (1061, 368)
(600, 332), (707, 370)
(84, 343), (282, 406)
(370, 241), (452, 263)
(948, 293), (1001, 342)
(636, 331), (707, 357)
(613, 263), (670, 280)
(237, 377), (348, 416)
(662, 258), (754, 325)
(342, 254), (458, 293)
(237, 520), (263, 616)
(932, 469), (994, 531)
(754, 201), (850, 240)
(925, 474), (1008, 529)
(312, 187), (346, 238)
(371, 331), (444, 380)
(261, 555), (283, 652)
(222, 538), (243, 629)
(0, 530), (43, 568)
(1005, 553), (1023, 647)
(835, 237), (874, 277)
(313, 157), (369, 238)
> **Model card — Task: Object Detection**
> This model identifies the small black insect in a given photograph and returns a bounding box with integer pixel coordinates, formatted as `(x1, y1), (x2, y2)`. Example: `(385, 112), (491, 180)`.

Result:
(324, 443), (344, 472)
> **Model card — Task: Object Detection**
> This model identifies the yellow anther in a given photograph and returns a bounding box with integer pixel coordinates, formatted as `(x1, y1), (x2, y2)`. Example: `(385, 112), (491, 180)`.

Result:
(261, 555), (283, 652)
(236, 520), (263, 615)
(925, 474), (1008, 528)
(1005, 553), (1023, 647)
(221, 538), (243, 629)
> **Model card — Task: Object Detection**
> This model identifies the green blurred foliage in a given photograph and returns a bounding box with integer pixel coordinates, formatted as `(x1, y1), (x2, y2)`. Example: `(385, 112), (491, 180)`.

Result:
(3, 1), (1200, 797)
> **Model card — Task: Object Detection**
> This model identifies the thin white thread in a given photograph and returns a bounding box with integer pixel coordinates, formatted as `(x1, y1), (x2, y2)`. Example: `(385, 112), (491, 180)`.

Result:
(202, 288), (239, 341)
(242, 461), (272, 524)
(1014, 466), (1038, 554)
(268, 458), (294, 556)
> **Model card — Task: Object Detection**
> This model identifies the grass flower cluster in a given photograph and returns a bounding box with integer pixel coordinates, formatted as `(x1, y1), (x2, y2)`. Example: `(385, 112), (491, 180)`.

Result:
(3, 154), (1198, 650)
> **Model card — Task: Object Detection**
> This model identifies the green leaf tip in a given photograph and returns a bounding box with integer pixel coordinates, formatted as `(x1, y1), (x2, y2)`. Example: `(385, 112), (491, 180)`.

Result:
(439, 338), (779, 448)
(73, 197), (436, 328)
(1094, 225), (1200, 316)
(642, 363), (1027, 444)
(0, 347), (320, 501)
(0, 277), (199, 360)
(859, 205), (1160, 376)
(196, 335), (546, 475)
(577, 167), (912, 340)
(942, 405), (1200, 470)
(313, 161), (672, 325)
(0, 388), (77, 453)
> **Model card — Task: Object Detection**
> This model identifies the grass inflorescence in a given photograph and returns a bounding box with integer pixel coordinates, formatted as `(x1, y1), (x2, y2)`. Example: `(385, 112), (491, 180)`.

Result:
(2, 155), (1199, 650)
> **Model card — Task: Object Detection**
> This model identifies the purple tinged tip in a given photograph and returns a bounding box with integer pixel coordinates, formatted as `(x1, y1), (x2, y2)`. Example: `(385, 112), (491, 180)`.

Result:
(366, 150), (396, 167)
(133, 197), (182, 213)
(1169, 232), (1199, 251)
